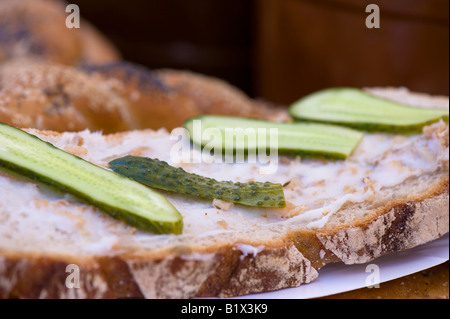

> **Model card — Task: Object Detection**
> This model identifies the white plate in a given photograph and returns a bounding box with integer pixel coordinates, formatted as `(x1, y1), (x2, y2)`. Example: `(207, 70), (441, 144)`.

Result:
(232, 233), (449, 299)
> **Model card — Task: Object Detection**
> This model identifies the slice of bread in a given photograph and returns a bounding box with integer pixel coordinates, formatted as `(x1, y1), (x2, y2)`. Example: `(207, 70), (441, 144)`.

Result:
(0, 88), (448, 299)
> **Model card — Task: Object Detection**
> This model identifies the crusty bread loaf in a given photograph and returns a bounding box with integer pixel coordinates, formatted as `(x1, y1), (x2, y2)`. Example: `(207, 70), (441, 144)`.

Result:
(0, 61), (289, 133)
(0, 0), (120, 66)
(0, 85), (448, 298)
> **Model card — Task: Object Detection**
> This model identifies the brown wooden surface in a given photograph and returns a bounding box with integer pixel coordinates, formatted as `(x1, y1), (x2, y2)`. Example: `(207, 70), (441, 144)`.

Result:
(323, 261), (449, 299)
(73, 0), (255, 96)
(253, 0), (449, 104)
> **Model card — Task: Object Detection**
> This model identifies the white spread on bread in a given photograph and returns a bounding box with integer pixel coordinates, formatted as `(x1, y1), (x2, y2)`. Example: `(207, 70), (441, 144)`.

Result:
(236, 244), (265, 260)
(0, 121), (448, 256)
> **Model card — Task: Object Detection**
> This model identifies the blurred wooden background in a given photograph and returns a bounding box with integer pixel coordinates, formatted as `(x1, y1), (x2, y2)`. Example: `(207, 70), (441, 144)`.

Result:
(73, 0), (449, 105)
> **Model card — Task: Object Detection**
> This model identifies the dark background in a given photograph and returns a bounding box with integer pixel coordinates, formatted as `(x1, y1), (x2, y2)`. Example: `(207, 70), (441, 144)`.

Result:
(73, 0), (449, 105)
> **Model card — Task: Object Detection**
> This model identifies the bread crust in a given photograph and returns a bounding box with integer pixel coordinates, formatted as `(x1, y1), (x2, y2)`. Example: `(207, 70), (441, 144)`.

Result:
(316, 178), (449, 265)
(0, 178), (447, 299)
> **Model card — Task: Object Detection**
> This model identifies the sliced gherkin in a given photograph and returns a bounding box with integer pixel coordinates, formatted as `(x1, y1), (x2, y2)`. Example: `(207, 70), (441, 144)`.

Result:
(289, 88), (449, 134)
(0, 122), (183, 235)
(184, 115), (363, 160)
(109, 156), (286, 208)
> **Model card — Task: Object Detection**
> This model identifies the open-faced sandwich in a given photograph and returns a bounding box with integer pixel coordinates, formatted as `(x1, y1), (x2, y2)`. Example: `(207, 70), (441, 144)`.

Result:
(0, 61), (448, 298)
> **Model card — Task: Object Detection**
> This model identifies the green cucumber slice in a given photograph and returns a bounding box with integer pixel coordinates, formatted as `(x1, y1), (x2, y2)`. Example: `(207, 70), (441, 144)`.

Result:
(0, 123), (182, 234)
(289, 88), (449, 133)
(184, 115), (363, 159)
(109, 156), (286, 208)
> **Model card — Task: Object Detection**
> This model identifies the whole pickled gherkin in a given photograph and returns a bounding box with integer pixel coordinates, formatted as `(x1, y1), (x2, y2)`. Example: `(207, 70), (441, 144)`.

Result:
(109, 156), (286, 208)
